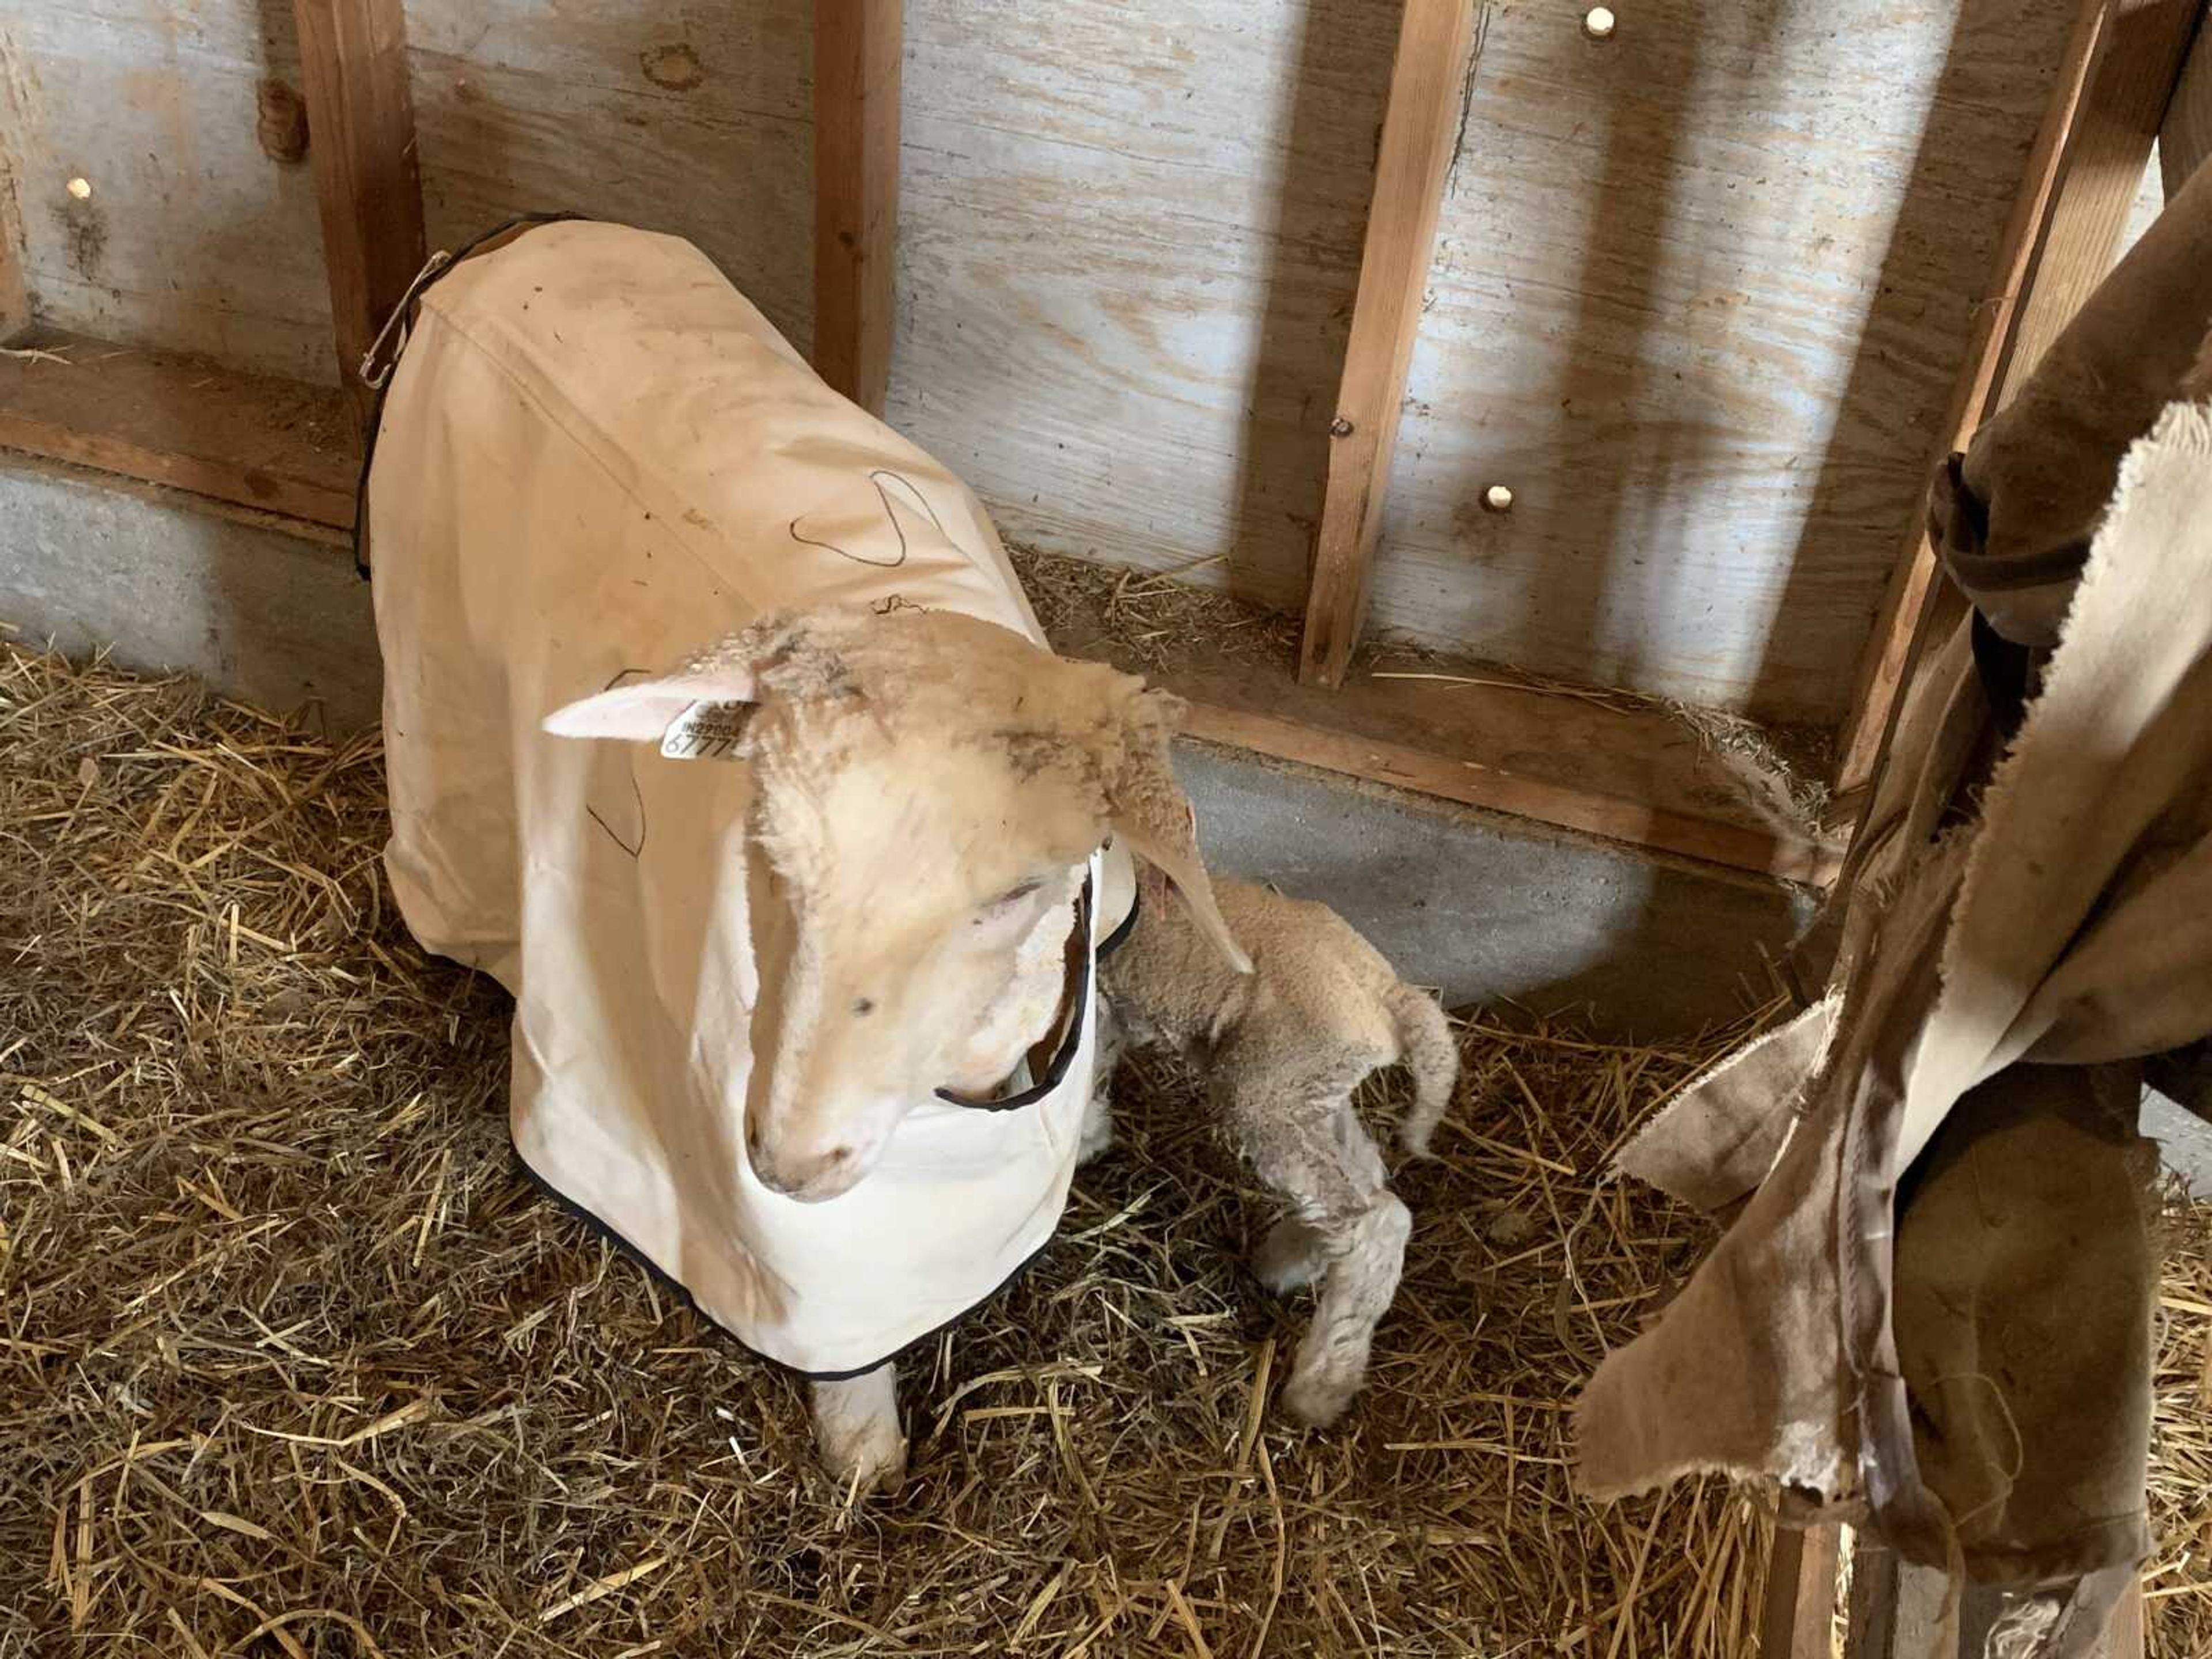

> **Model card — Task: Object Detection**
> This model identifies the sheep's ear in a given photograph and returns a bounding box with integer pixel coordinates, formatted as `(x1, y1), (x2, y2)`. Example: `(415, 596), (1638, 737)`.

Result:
(542, 665), (759, 759)
(1107, 690), (1253, 975)
(543, 610), (869, 752)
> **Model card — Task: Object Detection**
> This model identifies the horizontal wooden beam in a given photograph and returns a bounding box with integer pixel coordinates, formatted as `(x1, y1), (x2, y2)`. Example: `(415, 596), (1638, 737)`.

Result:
(1051, 570), (1842, 883)
(1297, 0), (1475, 690)
(0, 328), (358, 529)
(813, 0), (903, 416)
(293, 0), (428, 425)
(1180, 698), (1836, 884)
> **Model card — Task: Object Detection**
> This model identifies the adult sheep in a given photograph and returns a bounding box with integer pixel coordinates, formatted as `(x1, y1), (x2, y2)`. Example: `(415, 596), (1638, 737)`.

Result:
(366, 218), (1249, 1491)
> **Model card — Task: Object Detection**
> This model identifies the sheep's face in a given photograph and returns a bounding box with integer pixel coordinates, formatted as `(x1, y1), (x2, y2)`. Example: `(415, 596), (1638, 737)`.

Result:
(544, 605), (1249, 1203)
(737, 700), (1104, 1198)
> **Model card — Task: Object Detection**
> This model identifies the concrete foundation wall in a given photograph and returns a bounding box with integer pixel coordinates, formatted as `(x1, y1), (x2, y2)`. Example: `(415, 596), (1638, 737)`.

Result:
(1180, 747), (1815, 1036)
(0, 459), (381, 733)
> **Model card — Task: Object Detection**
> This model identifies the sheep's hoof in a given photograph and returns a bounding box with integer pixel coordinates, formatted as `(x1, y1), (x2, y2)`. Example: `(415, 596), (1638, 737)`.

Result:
(812, 1371), (909, 1496)
(819, 1415), (909, 1495)
(1252, 1217), (1327, 1295)
(1280, 1369), (1359, 1430)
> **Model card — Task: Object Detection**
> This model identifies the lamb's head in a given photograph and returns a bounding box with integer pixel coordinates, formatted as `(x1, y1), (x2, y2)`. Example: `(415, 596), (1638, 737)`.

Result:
(543, 604), (1248, 1202)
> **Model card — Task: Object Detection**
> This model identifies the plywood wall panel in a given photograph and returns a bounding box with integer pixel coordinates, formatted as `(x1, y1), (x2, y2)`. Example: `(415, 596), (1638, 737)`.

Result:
(1368, 0), (2077, 721)
(0, 0), (2086, 725)
(887, 0), (1393, 613)
(406, 1), (814, 353)
(0, 1), (337, 381)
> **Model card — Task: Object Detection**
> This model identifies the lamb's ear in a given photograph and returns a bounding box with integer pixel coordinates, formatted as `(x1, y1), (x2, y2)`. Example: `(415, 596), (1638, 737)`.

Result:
(1107, 690), (1253, 975)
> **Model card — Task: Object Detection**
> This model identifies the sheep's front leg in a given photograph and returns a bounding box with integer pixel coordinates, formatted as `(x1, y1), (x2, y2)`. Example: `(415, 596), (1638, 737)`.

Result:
(1079, 995), (1126, 1167)
(1079, 1081), (1116, 1166)
(811, 1362), (906, 1493)
(1235, 1083), (1408, 1427)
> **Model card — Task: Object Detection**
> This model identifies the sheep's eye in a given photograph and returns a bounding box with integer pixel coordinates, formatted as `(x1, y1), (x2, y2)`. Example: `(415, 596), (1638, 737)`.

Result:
(980, 878), (1043, 914)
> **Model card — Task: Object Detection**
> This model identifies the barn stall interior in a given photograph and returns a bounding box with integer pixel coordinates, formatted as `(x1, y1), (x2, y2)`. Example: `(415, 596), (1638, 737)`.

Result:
(4, 0), (2212, 1654)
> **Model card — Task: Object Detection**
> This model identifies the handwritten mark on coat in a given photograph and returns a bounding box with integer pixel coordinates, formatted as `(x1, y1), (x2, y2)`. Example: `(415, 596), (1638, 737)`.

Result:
(788, 471), (948, 568)
(584, 668), (650, 859)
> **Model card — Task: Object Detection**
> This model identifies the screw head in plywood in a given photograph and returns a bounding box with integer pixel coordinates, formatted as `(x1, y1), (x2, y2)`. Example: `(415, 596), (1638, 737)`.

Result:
(1482, 484), (1515, 513)
(66, 176), (92, 200)
(1584, 6), (1617, 39)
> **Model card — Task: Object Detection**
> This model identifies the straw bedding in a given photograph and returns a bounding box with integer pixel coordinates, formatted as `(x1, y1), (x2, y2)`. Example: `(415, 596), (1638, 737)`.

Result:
(3, 639), (2207, 1658)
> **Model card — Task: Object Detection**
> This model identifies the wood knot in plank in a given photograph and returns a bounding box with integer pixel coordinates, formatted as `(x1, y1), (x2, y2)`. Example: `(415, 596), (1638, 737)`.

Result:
(256, 79), (310, 164)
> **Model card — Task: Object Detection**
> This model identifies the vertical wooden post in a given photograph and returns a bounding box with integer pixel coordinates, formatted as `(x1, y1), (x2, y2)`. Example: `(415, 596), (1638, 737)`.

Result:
(1830, 0), (2104, 798)
(1831, 0), (2200, 798)
(1999, 0), (2207, 386)
(814, 0), (903, 416)
(2101, 1579), (2146, 1658)
(1845, 1540), (1903, 1659)
(1761, 1524), (1844, 1658)
(291, 0), (427, 427)
(2165, 12), (2212, 183)
(0, 173), (30, 341)
(1296, 0), (1475, 690)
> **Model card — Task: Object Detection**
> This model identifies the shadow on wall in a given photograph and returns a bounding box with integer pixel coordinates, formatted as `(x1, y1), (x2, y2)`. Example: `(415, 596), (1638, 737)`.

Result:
(1543, 3), (1740, 704)
(1749, 0), (2074, 722)
(1215, 6), (1819, 1031)
(1427, 3), (1789, 708)
(1226, 0), (1398, 618)
(1444, 7), (1797, 1018)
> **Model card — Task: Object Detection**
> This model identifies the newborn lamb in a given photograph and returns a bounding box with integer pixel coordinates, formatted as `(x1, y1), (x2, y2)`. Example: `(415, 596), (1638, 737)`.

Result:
(1093, 868), (1458, 1426)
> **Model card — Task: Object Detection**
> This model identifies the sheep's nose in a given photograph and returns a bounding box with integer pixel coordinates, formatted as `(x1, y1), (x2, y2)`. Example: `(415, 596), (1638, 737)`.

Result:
(749, 1137), (861, 1201)
(787, 1144), (858, 1198)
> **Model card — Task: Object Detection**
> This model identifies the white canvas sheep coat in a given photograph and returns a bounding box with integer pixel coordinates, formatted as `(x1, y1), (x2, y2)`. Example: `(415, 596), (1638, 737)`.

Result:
(368, 219), (1135, 1377)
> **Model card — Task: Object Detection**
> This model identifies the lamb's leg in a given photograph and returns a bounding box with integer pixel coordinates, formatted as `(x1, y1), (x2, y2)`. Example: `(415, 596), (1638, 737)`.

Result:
(1233, 1078), (1408, 1427)
(811, 1362), (906, 1493)
(1281, 1190), (1411, 1427)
